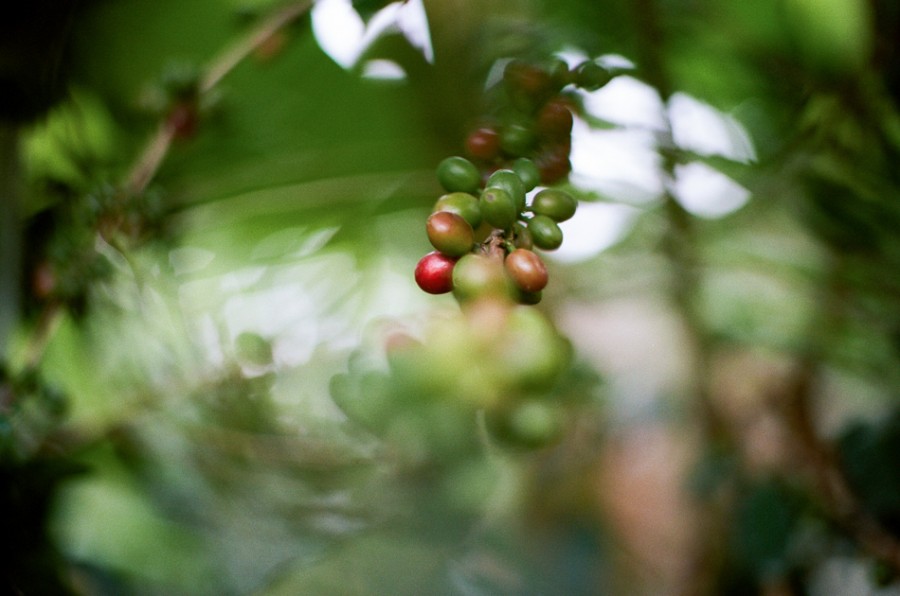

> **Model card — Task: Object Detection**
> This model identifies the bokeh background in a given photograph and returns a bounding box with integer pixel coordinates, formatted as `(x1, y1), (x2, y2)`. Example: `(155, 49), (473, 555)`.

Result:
(4, 0), (900, 594)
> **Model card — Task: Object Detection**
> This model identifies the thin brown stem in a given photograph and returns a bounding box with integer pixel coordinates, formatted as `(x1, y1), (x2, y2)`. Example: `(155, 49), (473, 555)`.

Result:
(122, 0), (313, 197)
(200, 0), (312, 93)
(24, 1), (314, 372)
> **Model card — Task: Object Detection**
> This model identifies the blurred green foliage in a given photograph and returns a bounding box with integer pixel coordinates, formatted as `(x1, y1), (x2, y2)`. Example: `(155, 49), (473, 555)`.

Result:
(3, 0), (900, 594)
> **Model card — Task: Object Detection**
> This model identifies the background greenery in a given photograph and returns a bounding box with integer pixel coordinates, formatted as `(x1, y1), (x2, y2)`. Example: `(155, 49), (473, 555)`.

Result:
(3, 0), (900, 594)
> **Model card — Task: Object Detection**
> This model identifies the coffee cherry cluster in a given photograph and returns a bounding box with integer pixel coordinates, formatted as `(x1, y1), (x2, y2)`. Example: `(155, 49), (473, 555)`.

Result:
(415, 156), (578, 305)
(468, 57), (613, 183)
(415, 57), (617, 304)
(331, 300), (575, 458)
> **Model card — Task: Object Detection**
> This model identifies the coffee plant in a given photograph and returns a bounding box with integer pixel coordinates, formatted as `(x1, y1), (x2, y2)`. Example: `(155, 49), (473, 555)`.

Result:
(4, 0), (900, 594)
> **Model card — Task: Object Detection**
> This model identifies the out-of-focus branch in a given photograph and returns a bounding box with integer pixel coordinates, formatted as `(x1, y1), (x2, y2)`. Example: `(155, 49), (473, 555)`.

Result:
(780, 261), (900, 571)
(18, 1), (314, 374)
(123, 0), (313, 197)
(629, 2), (737, 594)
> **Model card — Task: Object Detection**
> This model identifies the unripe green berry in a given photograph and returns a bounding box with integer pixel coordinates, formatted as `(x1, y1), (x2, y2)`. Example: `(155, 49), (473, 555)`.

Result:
(426, 211), (474, 257)
(574, 60), (612, 91)
(499, 122), (537, 157)
(452, 253), (511, 302)
(546, 58), (571, 90)
(486, 169), (526, 212)
(528, 215), (564, 250)
(436, 156), (481, 193)
(433, 192), (482, 229)
(479, 188), (517, 230)
(531, 188), (577, 222)
(487, 401), (564, 449)
(512, 158), (541, 191)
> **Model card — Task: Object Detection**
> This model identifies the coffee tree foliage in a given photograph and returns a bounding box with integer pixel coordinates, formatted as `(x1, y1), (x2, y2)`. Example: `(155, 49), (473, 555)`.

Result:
(3, 0), (900, 594)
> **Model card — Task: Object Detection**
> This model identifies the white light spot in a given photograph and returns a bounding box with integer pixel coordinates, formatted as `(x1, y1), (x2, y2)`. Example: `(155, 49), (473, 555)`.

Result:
(311, 0), (366, 69)
(311, 0), (433, 70)
(672, 161), (750, 218)
(395, 0), (434, 64)
(580, 75), (666, 130)
(668, 93), (756, 162)
(548, 202), (640, 263)
(362, 59), (407, 80)
(570, 117), (663, 204)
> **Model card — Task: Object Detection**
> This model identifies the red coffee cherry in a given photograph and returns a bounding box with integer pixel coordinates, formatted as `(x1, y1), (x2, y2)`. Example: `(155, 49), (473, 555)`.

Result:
(415, 251), (456, 294)
(505, 248), (548, 292)
(466, 127), (500, 161)
(536, 98), (574, 140)
(535, 144), (572, 185)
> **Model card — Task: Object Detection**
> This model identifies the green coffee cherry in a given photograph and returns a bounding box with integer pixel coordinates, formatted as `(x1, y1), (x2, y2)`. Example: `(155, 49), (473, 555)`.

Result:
(499, 123), (537, 157)
(487, 401), (564, 449)
(531, 188), (577, 222)
(574, 60), (612, 91)
(528, 215), (563, 250)
(512, 158), (541, 191)
(486, 169), (526, 212)
(452, 253), (511, 301)
(436, 156), (481, 193)
(479, 188), (517, 230)
(433, 192), (482, 229)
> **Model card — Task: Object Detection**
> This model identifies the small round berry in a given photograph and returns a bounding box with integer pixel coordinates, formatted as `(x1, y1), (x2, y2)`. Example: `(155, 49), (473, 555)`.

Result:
(499, 122), (537, 157)
(433, 192), (482, 229)
(415, 251), (456, 294)
(528, 215), (564, 250)
(574, 60), (612, 91)
(426, 211), (475, 257)
(465, 127), (500, 161)
(487, 401), (564, 449)
(436, 156), (481, 193)
(486, 169), (527, 212)
(503, 60), (553, 109)
(452, 253), (511, 301)
(536, 98), (574, 140)
(531, 188), (577, 222)
(512, 158), (541, 191)
(505, 248), (548, 293)
(535, 144), (572, 185)
(546, 58), (572, 90)
(479, 188), (517, 230)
